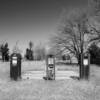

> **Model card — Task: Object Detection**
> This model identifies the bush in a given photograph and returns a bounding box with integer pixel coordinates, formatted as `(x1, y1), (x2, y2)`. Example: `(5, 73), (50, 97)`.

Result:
(0, 42), (9, 62)
(88, 43), (100, 65)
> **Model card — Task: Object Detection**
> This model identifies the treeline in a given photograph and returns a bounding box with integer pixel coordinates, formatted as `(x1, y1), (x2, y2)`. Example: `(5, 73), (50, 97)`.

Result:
(25, 41), (46, 61)
(0, 42), (9, 62)
(0, 41), (46, 62)
(1, 40), (100, 65)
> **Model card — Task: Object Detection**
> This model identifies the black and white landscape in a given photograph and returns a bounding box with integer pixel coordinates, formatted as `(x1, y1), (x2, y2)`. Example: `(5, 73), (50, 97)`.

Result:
(0, 0), (100, 100)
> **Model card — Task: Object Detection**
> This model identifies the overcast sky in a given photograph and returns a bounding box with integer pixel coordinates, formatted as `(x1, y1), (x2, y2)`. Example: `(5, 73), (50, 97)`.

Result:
(0, 0), (87, 54)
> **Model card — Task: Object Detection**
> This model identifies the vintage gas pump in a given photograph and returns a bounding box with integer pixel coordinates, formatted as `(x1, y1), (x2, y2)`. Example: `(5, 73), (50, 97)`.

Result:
(44, 54), (55, 80)
(83, 52), (90, 79)
(10, 53), (22, 80)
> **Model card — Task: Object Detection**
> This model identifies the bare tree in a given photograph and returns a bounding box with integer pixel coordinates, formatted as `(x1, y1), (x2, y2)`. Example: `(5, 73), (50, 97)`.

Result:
(29, 41), (34, 51)
(50, 8), (91, 65)
(12, 41), (22, 54)
(87, 0), (100, 43)
(34, 43), (46, 60)
(88, 0), (100, 16)
(25, 41), (34, 60)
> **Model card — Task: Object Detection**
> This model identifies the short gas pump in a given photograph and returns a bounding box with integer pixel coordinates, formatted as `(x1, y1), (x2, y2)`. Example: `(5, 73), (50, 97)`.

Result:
(43, 54), (55, 80)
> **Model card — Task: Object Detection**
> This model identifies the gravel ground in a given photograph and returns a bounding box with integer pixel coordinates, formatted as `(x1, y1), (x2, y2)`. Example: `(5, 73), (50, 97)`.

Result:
(0, 61), (99, 100)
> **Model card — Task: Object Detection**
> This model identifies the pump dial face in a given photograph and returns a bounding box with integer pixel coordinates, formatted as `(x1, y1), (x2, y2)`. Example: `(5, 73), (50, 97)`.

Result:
(48, 58), (54, 64)
(83, 59), (88, 66)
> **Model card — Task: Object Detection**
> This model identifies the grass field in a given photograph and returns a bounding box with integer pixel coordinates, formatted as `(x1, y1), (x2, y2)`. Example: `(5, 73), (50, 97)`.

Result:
(0, 61), (100, 100)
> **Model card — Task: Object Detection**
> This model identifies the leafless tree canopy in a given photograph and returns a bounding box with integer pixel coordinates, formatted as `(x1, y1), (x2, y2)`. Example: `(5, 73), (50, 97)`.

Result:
(50, 0), (100, 64)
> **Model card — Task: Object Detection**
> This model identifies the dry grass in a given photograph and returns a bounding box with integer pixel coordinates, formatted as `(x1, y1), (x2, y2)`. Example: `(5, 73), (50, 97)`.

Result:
(0, 61), (100, 100)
